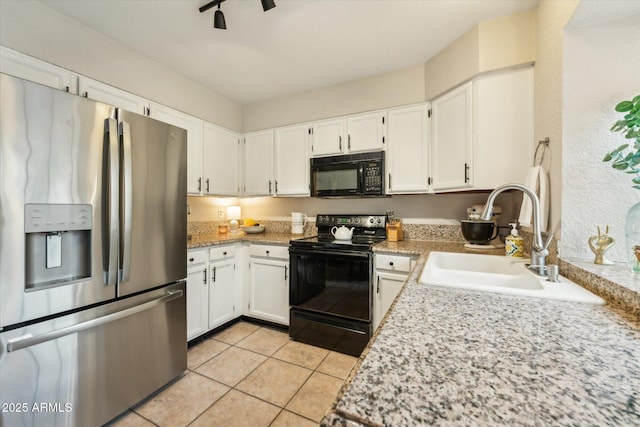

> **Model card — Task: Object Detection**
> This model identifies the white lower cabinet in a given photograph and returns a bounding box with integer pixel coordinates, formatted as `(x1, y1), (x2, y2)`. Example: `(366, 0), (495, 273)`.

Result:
(373, 253), (416, 331)
(248, 244), (289, 325)
(208, 246), (237, 330)
(186, 249), (209, 340)
(186, 244), (239, 341)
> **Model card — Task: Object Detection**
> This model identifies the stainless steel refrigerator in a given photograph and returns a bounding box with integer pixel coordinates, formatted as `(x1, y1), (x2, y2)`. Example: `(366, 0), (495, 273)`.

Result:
(0, 73), (188, 426)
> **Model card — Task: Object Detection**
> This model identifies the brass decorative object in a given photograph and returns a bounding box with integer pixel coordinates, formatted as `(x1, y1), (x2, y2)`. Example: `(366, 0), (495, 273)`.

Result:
(588, 225), (615, 265)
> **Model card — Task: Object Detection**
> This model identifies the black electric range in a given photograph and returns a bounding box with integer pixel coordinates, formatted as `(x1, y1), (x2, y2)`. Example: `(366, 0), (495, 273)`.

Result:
(288, 214), (387, 356)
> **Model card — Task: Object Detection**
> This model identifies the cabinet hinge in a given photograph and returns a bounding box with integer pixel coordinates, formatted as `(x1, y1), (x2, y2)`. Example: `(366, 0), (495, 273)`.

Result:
(428, 109), (432, 118)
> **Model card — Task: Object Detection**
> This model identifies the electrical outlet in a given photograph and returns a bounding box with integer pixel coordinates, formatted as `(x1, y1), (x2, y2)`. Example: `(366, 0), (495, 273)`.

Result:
(218, 208), (225, 219)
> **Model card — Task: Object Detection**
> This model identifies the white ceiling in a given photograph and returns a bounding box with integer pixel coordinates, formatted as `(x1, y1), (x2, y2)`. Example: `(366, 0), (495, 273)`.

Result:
(38, 0), (538, 105)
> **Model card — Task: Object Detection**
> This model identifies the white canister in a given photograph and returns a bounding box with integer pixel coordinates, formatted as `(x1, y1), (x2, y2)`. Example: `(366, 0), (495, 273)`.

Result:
(291, 212), (307, 234)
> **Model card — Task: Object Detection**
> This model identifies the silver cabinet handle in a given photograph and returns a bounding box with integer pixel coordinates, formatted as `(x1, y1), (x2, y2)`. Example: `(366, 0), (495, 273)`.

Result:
(275, 180), (278, 194)
(119, 118), (132, 284)
(268, 180), (272, 193)
(6, 290), (183, 352)
(339, 136), (342, 151)
(388, 173), (392, 190)
(464, 163), (470, 183)
(198, 177), (202, 192)
(284, 266), (288, 281)
(212, 266), (217, 282)
(103, 118), (119, 287)
(348, 134), (351, 150)
(203, 268), (207, 284)
(206, 178), (210, 193)
(377, 276), (380, 294)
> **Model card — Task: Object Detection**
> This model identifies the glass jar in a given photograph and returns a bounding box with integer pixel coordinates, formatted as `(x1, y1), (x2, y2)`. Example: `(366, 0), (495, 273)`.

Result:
(626, 201), (640, 273)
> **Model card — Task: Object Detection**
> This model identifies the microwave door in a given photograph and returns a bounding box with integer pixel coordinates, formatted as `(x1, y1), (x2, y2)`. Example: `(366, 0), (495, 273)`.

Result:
(314, 164), (360, 196)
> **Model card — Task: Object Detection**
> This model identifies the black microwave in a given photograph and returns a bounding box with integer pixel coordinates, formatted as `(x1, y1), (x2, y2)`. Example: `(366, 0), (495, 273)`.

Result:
(310, 151), (385, 197)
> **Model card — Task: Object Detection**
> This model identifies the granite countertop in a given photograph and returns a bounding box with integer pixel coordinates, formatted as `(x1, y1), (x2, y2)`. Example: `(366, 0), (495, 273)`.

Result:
(322, 248), (640, 427)
(187, 232), (305, 248)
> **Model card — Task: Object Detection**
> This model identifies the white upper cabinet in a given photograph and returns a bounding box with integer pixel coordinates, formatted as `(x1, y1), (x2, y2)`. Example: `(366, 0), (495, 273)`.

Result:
(274, 124), (310, 197)
(472, 66), (533, 189)
(310, 118), (345, 157)
(386, 104), (430, 194)
(346, 111), (386, 153)
(79, 77), (149, 116)
(430, 82), (473, 191)
(243, 130), (274, 196)
(203, 123), (240, 196)
(0, 46), (76, 93)
(149, 103), (204, 195)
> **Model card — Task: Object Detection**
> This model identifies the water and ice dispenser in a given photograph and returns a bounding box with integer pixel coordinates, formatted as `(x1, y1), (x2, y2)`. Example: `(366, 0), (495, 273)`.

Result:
(24, 204), (92, 290)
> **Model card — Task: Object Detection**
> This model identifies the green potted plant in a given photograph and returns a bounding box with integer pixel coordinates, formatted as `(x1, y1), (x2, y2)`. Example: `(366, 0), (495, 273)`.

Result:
(603, 95), (640, 271)
(603, 95), (640, 187)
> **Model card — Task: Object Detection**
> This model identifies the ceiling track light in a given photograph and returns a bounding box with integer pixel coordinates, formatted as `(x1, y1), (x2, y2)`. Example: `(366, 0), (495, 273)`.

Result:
(199, 0), (276, 30)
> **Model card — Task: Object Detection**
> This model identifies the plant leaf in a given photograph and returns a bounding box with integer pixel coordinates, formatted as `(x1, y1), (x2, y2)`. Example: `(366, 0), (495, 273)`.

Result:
(612, 161), (629, 170)
(616, 100), (634, 112)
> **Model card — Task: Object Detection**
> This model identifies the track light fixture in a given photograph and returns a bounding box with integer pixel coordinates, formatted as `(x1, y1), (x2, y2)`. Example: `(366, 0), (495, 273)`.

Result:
(214, 3), (226, 29)
(199, 0), (276, 30)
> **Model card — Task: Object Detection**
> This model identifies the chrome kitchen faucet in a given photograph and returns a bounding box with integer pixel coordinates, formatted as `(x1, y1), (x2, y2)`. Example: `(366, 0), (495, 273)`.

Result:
(481, 183), (554, 276)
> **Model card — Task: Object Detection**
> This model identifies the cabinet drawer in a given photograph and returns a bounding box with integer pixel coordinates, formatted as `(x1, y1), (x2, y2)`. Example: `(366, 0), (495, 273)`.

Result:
(249, 244), (289, 260)
(375, 254), (412, 273)
(187, 249), (208, 266)
(209, 245), (235, 261)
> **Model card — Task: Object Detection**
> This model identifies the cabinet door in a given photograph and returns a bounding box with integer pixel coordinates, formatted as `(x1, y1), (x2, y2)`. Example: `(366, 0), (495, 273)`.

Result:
(0, 46), (76, 93)
(473, 67), (533, 189)
(243, 130), (274, 196)
(430, 82), (473, 191)
(187, 264), (209, 340)
(346, 111), (385, 153)
(386, 104), (430, 194)
(311, 118), (345, 157)
(79, 77), (149, 115)
(274, 124), (310, 196)
(204, 123), (240, 196)
(373, 271), (406, 331)
(209, 259), (236, 329)
(150, 103), (204, 195)
(248, 258), (289, 325)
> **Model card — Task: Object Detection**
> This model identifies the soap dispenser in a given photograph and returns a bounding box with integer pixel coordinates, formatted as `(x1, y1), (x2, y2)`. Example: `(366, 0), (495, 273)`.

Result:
(505, 222), (524, 258)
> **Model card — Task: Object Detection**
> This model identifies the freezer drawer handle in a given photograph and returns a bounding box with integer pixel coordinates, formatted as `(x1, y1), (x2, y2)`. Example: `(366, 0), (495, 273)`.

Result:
(6, 289), (184, 353)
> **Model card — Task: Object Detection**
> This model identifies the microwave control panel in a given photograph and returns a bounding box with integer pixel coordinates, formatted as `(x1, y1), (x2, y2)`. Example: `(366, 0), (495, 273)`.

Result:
(364, 161), (383, 193)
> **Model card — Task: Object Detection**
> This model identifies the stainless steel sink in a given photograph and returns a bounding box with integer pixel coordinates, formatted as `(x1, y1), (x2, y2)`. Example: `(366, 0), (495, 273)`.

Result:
(419, 252), (604, 305)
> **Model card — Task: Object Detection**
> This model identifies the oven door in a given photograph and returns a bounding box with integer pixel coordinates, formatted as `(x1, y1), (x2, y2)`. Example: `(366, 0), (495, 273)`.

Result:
(310, 161), (364, 197)
(289, 247), (372, 322)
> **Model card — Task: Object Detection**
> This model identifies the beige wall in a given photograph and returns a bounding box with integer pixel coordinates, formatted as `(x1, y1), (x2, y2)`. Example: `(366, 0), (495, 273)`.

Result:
(424, 10), (536, 100)
(241, 64), (426, 132)
(0, 0), (242, 131)
(534, 0), (580, 240)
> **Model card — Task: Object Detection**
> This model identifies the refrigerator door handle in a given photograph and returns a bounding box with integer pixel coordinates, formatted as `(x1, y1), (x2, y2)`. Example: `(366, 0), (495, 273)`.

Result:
(119, 119), (133, 285)
(6, 289), (184, 353)
(104, 118), (119, 287)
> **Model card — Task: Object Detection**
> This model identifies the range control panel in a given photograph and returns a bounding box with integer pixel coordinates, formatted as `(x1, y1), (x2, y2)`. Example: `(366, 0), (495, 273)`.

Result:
(316, 214), (386, 229)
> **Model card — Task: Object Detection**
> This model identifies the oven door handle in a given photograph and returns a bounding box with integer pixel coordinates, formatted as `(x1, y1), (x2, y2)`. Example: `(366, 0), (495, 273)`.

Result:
(289, 248), (371, 258)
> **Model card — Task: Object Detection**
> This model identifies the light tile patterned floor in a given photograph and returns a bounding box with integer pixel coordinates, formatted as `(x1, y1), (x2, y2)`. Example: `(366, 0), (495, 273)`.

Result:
(107, 321), (357, 426)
